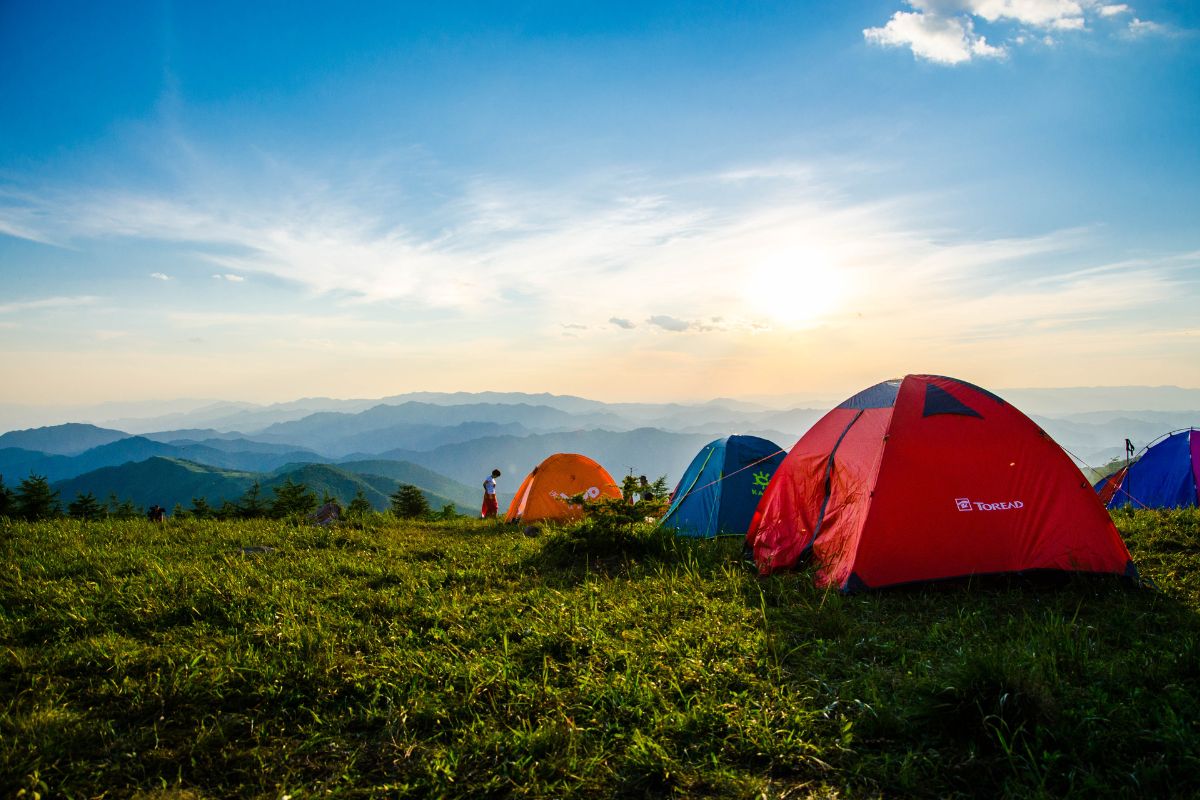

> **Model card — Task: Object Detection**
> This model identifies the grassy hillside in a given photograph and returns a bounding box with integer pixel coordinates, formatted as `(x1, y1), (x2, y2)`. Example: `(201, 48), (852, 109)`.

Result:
(263, 462), (464, 513)
(1, 509), (1198, 797)
(52, 457), (470, 513)
(52, 456), (259, 508)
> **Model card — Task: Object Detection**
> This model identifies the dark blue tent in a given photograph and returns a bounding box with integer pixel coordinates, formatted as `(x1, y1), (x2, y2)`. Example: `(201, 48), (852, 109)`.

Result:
(1103, 428), (1199, 509)
(660, 435), (787, 538)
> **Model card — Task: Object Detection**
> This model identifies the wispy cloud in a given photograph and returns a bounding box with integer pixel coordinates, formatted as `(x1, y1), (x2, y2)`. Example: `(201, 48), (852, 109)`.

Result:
(1127, 17), (1167, 36)
(865, 1), (1162, 63)
(0, 155), (1189, 356)
(150, 272), (170, 280)
(0, 295), (99, 314)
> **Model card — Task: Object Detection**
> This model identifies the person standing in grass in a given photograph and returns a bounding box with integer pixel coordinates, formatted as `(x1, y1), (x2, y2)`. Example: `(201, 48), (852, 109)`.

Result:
(481, 468), (501, 519)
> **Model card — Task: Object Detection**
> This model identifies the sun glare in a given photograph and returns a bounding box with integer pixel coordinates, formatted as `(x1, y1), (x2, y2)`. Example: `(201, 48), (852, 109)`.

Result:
(743, 248), (847, 328)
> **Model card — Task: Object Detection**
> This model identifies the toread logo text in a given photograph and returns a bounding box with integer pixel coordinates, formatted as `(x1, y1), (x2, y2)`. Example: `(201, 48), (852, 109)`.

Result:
(955, 497), (1025, 512)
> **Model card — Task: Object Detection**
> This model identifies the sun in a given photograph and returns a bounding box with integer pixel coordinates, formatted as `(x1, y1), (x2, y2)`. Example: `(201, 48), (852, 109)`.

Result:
(743, 248), (847, 328)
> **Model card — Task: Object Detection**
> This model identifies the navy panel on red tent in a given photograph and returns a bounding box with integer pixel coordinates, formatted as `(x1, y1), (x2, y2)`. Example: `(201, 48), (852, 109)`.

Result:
(837, 379), (901, 410)
(922, 383), (983, 418)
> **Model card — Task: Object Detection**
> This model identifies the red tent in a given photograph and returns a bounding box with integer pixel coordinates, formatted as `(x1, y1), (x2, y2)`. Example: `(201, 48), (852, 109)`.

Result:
(747, 375), (1137, 591)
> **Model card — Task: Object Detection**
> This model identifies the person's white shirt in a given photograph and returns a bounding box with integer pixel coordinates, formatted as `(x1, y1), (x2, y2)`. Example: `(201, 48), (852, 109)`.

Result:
(484, 475), (497, 495)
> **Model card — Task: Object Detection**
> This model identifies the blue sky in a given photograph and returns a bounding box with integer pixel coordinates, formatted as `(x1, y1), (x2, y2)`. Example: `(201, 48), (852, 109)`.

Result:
(1, 0), (1197, 407)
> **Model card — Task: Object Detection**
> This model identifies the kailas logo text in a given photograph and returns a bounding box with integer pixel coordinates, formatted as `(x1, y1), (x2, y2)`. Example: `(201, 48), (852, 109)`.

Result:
(955, 498), (1025, 511)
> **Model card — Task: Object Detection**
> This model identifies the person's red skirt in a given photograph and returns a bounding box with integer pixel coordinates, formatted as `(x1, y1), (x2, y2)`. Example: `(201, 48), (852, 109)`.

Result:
(481, 494), (499, 518)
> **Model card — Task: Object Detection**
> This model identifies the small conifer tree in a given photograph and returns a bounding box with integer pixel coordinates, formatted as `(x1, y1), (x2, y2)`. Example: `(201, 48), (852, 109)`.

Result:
(0, 474), (12, 517)
(216, 499), (242, 520)
(190, 497), (213, 519)
(390, 484), (430, 519)
(270, 479), (318, 519)
(238, 481), (267, 519)
(113, 498), (140, 519)
(346, 489), (373, 519)
(15, 474), (61, 520)
(68, 491), (104, 520)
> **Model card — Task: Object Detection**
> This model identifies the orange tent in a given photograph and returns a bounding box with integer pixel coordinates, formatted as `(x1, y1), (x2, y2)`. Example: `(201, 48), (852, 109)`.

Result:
(505, 453), (622, 523)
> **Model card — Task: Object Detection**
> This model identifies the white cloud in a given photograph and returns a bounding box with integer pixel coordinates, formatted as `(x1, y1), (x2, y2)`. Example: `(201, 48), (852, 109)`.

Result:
(212, 273), (245, 282)
(865, 11), (1005, 64)
(866, 0), (1159, 63)
(966, 0), (1086, 29)
(1127, 17), (1167, 36)
(150, 272), (170, 280)
(646, 315), (692, 333)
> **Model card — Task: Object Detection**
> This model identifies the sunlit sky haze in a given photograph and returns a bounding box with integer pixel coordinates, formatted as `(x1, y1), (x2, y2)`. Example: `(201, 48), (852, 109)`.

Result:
(2, 1), (1198, 407)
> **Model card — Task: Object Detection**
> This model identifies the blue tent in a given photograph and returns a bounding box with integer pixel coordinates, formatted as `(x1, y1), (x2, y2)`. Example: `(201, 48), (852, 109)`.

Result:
(1103, 428), (1199, 509)
(660, 435), (787, 538)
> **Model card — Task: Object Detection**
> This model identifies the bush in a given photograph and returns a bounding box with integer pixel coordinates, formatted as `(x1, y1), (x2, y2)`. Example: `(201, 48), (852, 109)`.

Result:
(539, 495), (679, 567)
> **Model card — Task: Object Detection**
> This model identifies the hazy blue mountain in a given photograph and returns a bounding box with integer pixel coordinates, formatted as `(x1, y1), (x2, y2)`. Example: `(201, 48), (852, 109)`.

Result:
(154, 436), (325, 457)
(1053, 410), (1199, 429)
(379, 391), (609, 414)
(0, 437), (332, 483)
(254, 402), (629, 455)
(0, 423), (130, 456)
(140, 429), (254, 443)
(375, 427), (717, 499)
(52, 457), (470, 514)
(316, 420), (531, 457)
(0, 448), (73, 482)
(0, 439), (179, 482)
(54, 457), (260, 510)
(1002, 386), (1200, 415)
(337, 459), (480, 509)
(102, 401), (263, 434)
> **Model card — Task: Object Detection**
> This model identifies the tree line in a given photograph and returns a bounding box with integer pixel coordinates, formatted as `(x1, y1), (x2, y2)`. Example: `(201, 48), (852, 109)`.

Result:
(0, 474), (456, 522)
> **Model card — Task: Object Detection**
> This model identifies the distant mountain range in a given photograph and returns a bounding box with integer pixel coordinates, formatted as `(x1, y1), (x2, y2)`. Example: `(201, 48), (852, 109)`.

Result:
(2, 389), (1197, 515)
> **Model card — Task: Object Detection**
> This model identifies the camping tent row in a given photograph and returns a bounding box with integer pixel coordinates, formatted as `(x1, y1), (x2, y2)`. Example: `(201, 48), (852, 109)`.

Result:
(503, 438), (790, 534)
(504, 374), (1139, 593)
(666, 374), (1136, 591)
(1094, 428), (1200, 510)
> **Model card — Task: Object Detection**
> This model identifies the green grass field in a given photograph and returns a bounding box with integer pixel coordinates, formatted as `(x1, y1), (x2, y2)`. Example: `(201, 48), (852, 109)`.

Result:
(2, 508), (1199, 798)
